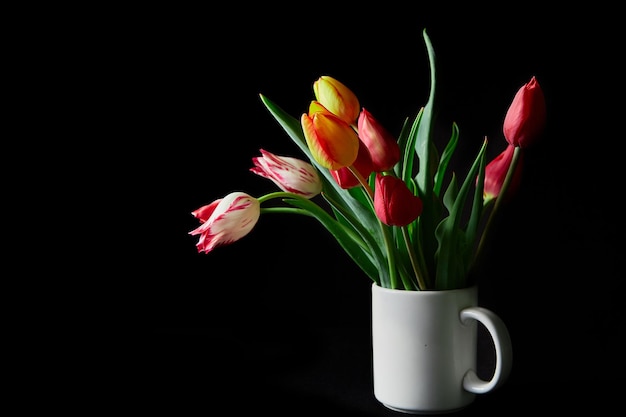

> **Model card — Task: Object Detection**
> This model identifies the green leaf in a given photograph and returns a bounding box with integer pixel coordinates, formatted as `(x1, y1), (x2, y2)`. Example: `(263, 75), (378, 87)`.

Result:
(464, 138), (487, 265)
(434, 139), (488, 289)
(442, 173), (459, 214)
(411, 29), (443, 288)
(283, 197), (380, 284)
(397, 110), (423, 188)
(415, 28), (439, 198)
(434, 122), (459, 197)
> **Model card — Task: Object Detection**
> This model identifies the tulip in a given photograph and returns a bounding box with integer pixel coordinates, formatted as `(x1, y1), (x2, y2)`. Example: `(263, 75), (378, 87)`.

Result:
(250, 149), (322, 199)
(483, 145), (523, 204)
(503, 76), (547, 148)
(330, 139), (375, 189)
(308, 100), (328, 114)
(357, 107), (400, 172)
(301, 105), (359, 170)
(313, 75), (361, 125)
(374, 174), (423, 227)
(189, 192), (260, 254)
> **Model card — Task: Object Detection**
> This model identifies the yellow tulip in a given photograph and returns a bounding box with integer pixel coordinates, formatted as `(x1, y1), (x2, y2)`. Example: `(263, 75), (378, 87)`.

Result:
(313, 75), (361, 125)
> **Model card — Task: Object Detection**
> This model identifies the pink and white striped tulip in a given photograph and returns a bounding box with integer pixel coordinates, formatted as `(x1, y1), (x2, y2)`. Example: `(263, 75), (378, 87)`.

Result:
(250, 149), (322, 198)
(189, 192), (260, 254)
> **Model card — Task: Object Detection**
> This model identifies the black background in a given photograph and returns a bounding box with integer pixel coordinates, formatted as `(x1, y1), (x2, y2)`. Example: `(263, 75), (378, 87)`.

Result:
(51, 4), (625, 414)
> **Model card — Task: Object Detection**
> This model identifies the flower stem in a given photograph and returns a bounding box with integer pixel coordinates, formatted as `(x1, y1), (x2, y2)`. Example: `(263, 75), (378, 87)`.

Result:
(258, 191), (305, 204)
(348, 166), (398, 289)
(401, 226), (428, 290)
(260, 207), (312, 216)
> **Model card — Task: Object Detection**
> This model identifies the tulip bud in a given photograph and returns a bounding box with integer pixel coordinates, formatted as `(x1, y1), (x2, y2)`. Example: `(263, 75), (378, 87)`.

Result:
(189, 192), (260, 254)
(330, 139), (375, 189)
(483, 145), (523, 204)
(503, 76), (547, 148)
(374, 174), (423, 227)
(301, 107), (359, 170)
(250, 149), (322, 199)
(357, 107), (400, 172)
(313, 75), (361, 125)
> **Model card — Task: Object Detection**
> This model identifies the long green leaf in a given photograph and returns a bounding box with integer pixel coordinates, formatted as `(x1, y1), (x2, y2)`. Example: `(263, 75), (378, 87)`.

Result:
(464, 138), (487, 264)
(434, 122), (459, 197)
(283, 197), (380, 283)
(435, 139), (488, 289)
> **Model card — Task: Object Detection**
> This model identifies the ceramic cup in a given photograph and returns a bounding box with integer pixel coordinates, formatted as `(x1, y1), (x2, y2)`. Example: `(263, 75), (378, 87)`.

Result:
(371, 284), (512, 414)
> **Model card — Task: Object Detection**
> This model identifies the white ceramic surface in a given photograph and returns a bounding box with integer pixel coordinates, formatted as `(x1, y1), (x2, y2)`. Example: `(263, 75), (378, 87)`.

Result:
(371, 284), (512, 414)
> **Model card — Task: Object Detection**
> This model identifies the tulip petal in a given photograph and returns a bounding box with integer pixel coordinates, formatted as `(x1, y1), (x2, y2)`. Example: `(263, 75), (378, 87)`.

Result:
(189, 192), (260, 254)
(503, 76), (547, 148)
(250, 149), (322, 198)
(483, 145), (523, 203)
(357, 107), (400, 171)
(301, 111), (359, 170)
(374, 174), (422, 226)
(330, 139), (374, 189)
(313, 75), (360, 124)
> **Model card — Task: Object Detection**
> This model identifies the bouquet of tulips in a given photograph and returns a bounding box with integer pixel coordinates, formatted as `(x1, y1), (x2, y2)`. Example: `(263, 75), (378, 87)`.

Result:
(189, 29), (546, 291)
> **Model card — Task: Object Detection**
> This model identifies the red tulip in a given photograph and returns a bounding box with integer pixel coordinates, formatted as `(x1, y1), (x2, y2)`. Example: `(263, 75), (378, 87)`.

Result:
(503, 76), (546, 148)
(250, 149), (322, 199)
(374, 174), (422, 226)
(330, 139), (375, 189)
(357, 107), (400, 172)
(483, 145), (524, 204)
(189, 192), (260, 254)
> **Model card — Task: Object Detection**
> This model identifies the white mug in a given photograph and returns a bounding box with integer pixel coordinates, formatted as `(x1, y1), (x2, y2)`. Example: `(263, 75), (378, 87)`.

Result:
(371, 284), (513, 414)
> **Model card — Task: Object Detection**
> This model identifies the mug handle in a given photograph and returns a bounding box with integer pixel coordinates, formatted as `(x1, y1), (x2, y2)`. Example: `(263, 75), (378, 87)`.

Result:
(460, 306), (513, 394)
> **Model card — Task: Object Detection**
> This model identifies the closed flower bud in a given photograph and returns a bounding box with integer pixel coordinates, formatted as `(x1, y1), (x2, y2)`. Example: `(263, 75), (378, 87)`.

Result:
(330, 139), (375, 189)
(301, 106), (359, 170)
(357, 107), (400, 171)
(374, 174), (423, 227)
(503, 76), (547, 148)
(189, 192), (260, 254)
(250, 149), (322, 199)
(483, 145), (523, 204)
(313, 75), (361, 125)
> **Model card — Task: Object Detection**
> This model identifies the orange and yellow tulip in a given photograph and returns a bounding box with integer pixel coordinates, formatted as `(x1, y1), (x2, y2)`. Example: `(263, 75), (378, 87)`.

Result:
(301, 105), (359, 170)
(330, 139), (375, 189)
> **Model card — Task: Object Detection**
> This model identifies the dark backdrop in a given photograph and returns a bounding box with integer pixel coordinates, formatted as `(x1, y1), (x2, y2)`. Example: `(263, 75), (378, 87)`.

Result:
(68, 5), (624, 415)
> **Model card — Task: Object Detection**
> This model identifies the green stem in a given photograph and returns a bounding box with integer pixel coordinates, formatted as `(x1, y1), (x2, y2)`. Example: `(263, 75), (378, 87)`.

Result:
(258, 191), (306, 204)
(473, 146), (522, 269)
(259, 191), (366, 247)
(401, 226), (428, 290)
(260, 207), (313, 216)
(348, 166), (398, 289)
